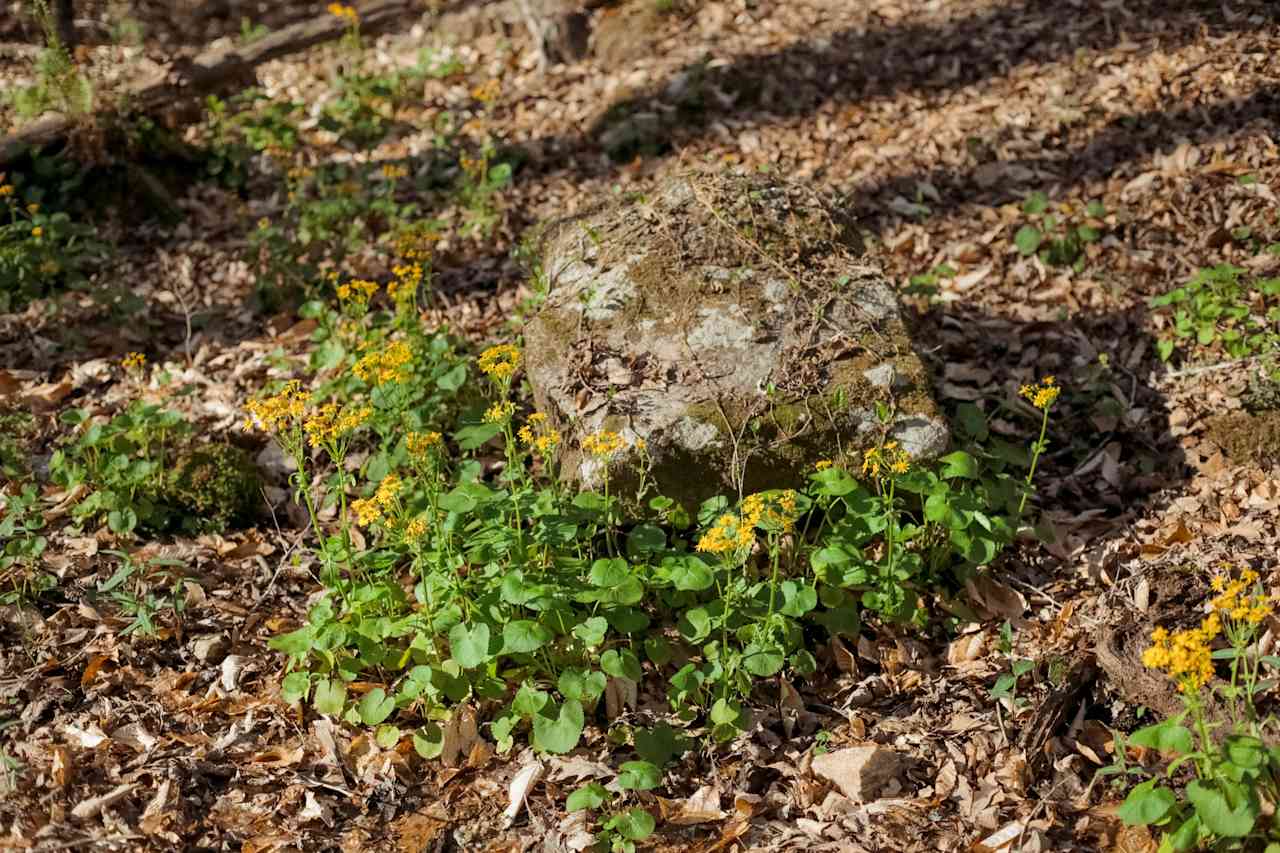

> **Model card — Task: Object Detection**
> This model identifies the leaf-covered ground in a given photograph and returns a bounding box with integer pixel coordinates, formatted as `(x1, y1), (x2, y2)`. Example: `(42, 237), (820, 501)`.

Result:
(2, 0), (1280, 850)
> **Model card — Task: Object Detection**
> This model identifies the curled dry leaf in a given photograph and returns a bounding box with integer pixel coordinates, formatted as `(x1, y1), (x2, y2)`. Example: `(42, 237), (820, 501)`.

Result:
(502, 760), (544, 827)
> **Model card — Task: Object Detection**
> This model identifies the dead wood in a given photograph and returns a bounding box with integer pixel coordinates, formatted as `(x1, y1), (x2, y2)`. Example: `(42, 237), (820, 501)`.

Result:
(0, 0), (422, 166)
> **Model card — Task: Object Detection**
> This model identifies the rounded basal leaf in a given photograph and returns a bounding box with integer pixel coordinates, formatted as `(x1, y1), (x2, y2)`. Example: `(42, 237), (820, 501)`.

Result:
(1128, 720), (1194, 756)
(600, 648), (643, 682)
(609, 808), (656, 841)
(449, 622), (491, 669)
(742, 647), (784, 677)
(413, 722), (444, 759)
(665, 556), (713, 591)
(512, 682), (551, 717)
(572, 616), (609, 648)
(503, 619), (552, 654)
(634, 723), (687, 766)
(617, 760), (661, 791)
(280, 671), (311, 704)
(1186, 780), (1256, 838)
(589, 558), (630, 588)
(313, 678), (347, 716)
(558, 668), (607, 703)
(1014, 225), (1042, 256)
(626, 523), (666, 556)
(357, 687), (395, 725)
(531, 699), (585, 754)
(566, 782), (609, 812)
(1116, 779), (1176, 826)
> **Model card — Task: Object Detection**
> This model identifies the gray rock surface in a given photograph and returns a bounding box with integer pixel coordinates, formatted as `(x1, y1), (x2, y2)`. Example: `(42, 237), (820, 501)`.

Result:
(524, 170), (948, 510)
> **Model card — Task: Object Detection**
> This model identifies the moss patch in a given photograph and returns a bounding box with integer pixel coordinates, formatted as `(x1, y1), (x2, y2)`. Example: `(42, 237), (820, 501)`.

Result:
(161, 443), (263, 531)
(1204, 411), (1280, 467)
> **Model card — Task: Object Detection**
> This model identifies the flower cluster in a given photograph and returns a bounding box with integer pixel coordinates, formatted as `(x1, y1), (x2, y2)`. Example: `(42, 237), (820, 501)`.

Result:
(304, 402), (371, 449)
(0, 183), (14, 197)
(351, 473), (403, 527)
(697, 512), (754, 555)
(327, 3), (358, 23)
(406, 430), (443, 460)
(1210, 568), (1273, 625)
(337, 278), (379, 306)
(741, 490), (799, 534)
(484, 401), (516, 423)
(394, 229), (435, 262)
(1142, 614), (1221, 693)
(354, 340), (414, 386)
(388, 263), (423, 305)
(478, 344), (521, 381)
(121, 352), (147, 372)
(814, 459), (834, 471)
(471, 79), (500, 105)
(381, 164), (409, 181)
(518, 412), (561, 456)
(244, 380), (311, 433)
(581, 430), (627, 459)
(861, 441), (910, 479)
(1020, 376), (1060, 411)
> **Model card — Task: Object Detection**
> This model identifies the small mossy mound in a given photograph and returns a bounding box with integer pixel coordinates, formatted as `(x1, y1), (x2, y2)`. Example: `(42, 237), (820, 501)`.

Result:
(1204, 410), (1280, 468)
(525, 169), (948, 511)
(161, 443), (262, 531)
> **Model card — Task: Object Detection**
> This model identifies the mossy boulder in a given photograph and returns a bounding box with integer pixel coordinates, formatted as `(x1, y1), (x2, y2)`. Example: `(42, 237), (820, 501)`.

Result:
(523, 170), (949, 510)
(162, 443), (262, 531)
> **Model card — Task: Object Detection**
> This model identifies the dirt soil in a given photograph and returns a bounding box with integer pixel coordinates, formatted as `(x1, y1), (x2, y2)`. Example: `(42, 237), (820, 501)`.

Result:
(2, 0), (1280, 851)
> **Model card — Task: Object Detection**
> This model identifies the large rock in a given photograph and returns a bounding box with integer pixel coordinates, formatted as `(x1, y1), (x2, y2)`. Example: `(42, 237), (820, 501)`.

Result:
(523, 171), (948, 510)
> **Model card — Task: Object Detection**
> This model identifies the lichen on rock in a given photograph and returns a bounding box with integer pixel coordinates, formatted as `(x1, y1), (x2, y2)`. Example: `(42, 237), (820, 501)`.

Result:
(523, 170), (950, 510)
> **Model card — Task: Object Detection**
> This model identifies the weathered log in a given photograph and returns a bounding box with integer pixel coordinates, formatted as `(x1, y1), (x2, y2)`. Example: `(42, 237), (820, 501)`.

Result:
(0, 0), (422, 166)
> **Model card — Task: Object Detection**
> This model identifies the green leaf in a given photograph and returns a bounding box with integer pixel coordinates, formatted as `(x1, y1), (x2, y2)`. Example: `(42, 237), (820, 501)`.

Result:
(1223, 735), (1265, 770)
(269, 625), (315, 657)
(512, 682), (550, 717)
(281, 671), (311, 704)
(572, 616), (609, 647)
(1116, 779), (1176, 826)
(531, 699), (585, 754)
(436, 363), (467, 392)
(313, 678), (347, 716)
(449, 622), (491, 668)
(664, 556), (713, 591)
(413, 723), (444, 759)
(626, 524), (666, 556)
(743, 648), (784, 677)
(358, 688), (395, 725)
(589, 558), (630, 587)
(608, 808), (655, 841)
(453, 422), (503, 451)
(558, 669), (607, 703)
(1185, 779), (1256, 838)
(634, 723), (687, 766)
(601, 648), (643, 682)
(1014, 225), (1042, 255)
(939, 450), (979, 480)
(1129, 719), (1194, 755)
(566, 782), (609, 812)
(503, 620), (552, 654)
(617, 760), (662, 791)
(107, 507), (138, 535)
(1022, 191), (1049, 215)
(1156, 338), (1176, 362)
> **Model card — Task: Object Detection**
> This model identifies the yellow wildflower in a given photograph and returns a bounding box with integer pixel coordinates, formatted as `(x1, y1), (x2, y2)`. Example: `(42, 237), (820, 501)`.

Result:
(375, 474), (402, 508)
(471, 79), (500, 104)
(534, 430), (560, 455)
(121, 351), (147, 372)
(26, 203), (39, 214)
(528, 412), (547, 426)
(634, 438), (647, 451)
(354, 340), (414, 385)
(697, 513), (743, 555)
(0, 184), (13, 197)
(327, 2), (358, 22)
(352, 497), (381, 526)
(257, 217), (270, 230)
(484, 401), (516, 423)
(581, 430), (624, 458)
(478, 344), (521, 381)
(1143, 615), (1221, 692)
(406, 431), (443, 459)
(244, 380), (311, 433)
(304, 403), (371, 448)
(31, 226), (43, 238)
(1020, 377), (1060, 411)
(518, 425), (534, 445)
(815, 459), (833, 471)
(404, 516), (429, 540)
(381, 164), (409, 180)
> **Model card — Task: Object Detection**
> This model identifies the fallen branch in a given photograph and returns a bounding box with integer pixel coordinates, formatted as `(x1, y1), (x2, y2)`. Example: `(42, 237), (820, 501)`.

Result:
(0, 0), (423, 166)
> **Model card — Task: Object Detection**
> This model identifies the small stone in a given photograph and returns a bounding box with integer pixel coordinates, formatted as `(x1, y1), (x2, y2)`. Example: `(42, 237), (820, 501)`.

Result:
(811, 746), (906, 802)
(192, 634), (230, 664)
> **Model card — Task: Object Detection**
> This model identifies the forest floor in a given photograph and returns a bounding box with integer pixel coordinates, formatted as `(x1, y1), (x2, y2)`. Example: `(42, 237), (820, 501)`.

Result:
(2, 0), (1280, 850)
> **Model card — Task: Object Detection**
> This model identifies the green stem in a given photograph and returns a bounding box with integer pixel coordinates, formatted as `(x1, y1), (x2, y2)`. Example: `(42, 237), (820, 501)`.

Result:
(1017, 408), (1051, 517)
